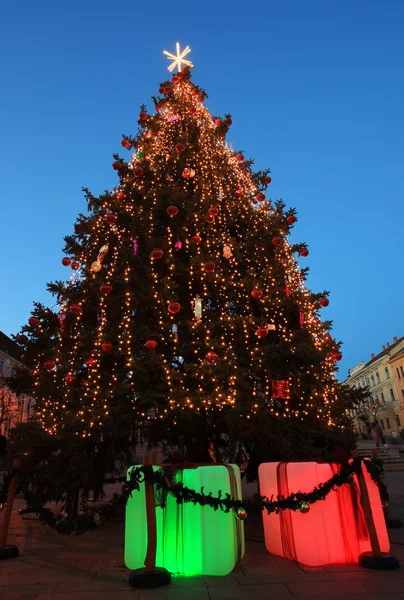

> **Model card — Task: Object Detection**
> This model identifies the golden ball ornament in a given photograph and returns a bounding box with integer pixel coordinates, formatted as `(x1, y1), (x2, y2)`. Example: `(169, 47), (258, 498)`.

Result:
(299, 501), (310, 514)
(236, 507), (248, 521)
(91, 261), (102, 273)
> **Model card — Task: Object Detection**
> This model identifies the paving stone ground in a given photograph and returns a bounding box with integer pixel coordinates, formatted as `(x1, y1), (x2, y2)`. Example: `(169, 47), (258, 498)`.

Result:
(1, 473), (404, 600)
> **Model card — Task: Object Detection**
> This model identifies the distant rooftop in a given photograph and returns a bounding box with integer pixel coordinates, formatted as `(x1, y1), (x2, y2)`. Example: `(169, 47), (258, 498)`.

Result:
(0, 330), (24, 363)
(366, 336), (404, 367)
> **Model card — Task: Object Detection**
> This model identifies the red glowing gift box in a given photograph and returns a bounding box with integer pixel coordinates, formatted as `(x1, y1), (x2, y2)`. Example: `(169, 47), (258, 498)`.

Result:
(258, 460), (390, 567)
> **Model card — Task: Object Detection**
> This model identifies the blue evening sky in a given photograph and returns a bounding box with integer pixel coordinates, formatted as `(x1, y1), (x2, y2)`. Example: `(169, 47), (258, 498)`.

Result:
(0, 1), (403, 380)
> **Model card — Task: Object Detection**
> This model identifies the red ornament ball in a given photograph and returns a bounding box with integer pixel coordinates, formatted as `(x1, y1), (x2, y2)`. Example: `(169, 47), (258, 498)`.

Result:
(101, 341), (113, 352)
(312, 317), (321, 326)
(172, 76), (179, 84)
(106, 213), (117, 225)
(151, 248), (164, 260)
(251, 287), (263, 299)
(44, 360), (55, 371)
(65, 373), (76, 385)
(62, 257), (71, 267)
(319, 297), (329, 308)
(176, 72), (183, 80)
(323, 333), (333, 343)
(134, 166), (144, 177)
(159, 86), (165, 94)
(208, 206), (219, 217)
(18, 334), (28, 344)
(71, 261), (80, 271)
(264, 176), (272, 184)
(203, 261), (215, 273)
(121, 139), (130, 148)
(112, 161), (122, 171)
(256, 193), (265, 202)
(168, 302), (181, 315)
(175, 143), (185, 152)
(215, 119), (221, 127)
(85, 358), (97, 368)
(256, 325), (268, 338)
(100, 283), (113, 296)
(189, 107), (197, 115)
(225, 118), (232, 126)
(145, 339), (158, 351)
(299, 248), (309, 257)
(331, 350), (342, 362)
(192, 234), (202, 244)
(235, 189), (243, 197)
(164, 86), (173, 94)
(28, 317), (40, 327)
(116, 191), (125, 200)
(167, 205), (179, 217)
(205, 351), (218, 363)
(272, 236), (282, 247)
(139, 112), (147, 121)
(192, 88), (199, 96)
(206, 215), (215, 224)
(287, 215), (296, 225)
(236, 154), (244, 162)
(70, 303), (81, 315)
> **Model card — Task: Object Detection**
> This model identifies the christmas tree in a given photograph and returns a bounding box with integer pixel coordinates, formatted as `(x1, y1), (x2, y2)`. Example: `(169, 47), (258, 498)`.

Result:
(10, 46), (360, 497)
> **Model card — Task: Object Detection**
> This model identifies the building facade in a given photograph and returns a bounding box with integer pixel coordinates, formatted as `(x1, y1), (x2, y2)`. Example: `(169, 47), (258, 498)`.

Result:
(345, 336), (404, 441)
(0, 330), (34, 437)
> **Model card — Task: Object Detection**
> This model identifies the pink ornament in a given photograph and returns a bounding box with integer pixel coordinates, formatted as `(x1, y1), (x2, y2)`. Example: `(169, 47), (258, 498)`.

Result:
(133, 239), (138, 256)
(175, 240), (182, 251)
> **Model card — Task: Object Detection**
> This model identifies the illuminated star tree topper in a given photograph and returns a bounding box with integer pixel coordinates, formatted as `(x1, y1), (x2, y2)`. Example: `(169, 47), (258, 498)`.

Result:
(163, 43), (194, 72)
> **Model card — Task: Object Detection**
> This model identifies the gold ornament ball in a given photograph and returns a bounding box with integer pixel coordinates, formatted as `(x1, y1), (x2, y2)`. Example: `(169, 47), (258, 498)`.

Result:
(299, 501), (310, 514)
(91, 261), (102, 273)
(236, 507), (248, 521)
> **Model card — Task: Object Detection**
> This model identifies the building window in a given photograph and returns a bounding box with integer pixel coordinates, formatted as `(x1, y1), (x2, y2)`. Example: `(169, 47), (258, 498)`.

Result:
(401, 366), (404, 378)
(371, 375), (375, 386)
(376, 372), (380, 384)
(375, 395), (379, 405)
(0, 359), (3, 374)
(396, 414), (401, 427)
(386, 417), (391, 429)
(381, 392), (385, 404)
(380, 420), (385, 430)
(389, 388), (395, 402)
(366, 377), (370, 386)
(385, 367), (390, 379)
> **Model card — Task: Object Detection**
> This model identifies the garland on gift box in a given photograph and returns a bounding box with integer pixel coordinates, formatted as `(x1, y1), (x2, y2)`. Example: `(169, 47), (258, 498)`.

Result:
(0, 457), (385, 536)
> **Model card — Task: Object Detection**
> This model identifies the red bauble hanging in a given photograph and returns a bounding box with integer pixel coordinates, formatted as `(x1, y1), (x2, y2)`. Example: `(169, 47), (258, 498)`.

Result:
(18, 334), (28, 344)
(62, 257), (71, 267)
(70, 303), (81, 315)
(100, 283), (113, 296)
(287, 215), (297, 225)
(189, 107), (197, 115)
(168, 302), (181, 315)
(331, 350), (342, 362)
(299, 248), (309, 257)
(203, 261), (215, 273)
(101, 341), (113, 352)
(44, 360), (55, 371)
(176, 72), (183, 80)
(192, 88), (199, 96)
(121, 139), (129, 148)
(164, 86), (172, 94)
(28, 317), (40, 327)
(175, 143), (185, 152)
(139, 112), (147, 121)
(167, 205), (179, 217)
(208, 206), (219, 217)
(71, 261), (80, 271)
(235, 189), (243, 197)
(159, 86), (165, 94)
(116, 191), (125, 200)
(205, 351), (218, 363)
(65, 373), (76, 385)
(225, 118), (232, 126)
(256, 325), (268, 338)
(256, 193), (265, 202)
(251, 287), (263, 299)
(192, 234), (202, 244)
(151, 248), (164, 260)
(106, 213), (117, 225)
(145, 339), (158, 350)
(215, 119), (221, 127)
(323, 333), (333, 344)
(112, 161), (122, 171)
(172, 76), (179, 84)
(206, 215), (215, 224)
(312, 317), (321, 325)
(264, 176), (272, 184)
(272, 236), (282, 247)
(85, 358), (97, 368)
(236, 154), (244, 162)
(319, 297), (329, 308)
(134, 166), (144, 177)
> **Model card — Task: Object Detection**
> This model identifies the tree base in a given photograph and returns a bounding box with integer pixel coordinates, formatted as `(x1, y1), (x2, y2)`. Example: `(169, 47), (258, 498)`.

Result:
(128, 567), (171, 588)
(386, 519), (403, 529)
(359, 552), (400, 570)
(0, 545), (19, 560)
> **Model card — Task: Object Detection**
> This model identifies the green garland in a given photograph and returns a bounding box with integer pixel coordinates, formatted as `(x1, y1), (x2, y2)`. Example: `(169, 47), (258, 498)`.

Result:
(0, 457), (385, 536)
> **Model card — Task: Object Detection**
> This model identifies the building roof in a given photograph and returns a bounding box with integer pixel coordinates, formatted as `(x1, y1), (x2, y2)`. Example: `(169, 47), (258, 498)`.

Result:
(365, 336), (404, 368)
(389, 347), (404, 362)
(0, 330), (24, 363)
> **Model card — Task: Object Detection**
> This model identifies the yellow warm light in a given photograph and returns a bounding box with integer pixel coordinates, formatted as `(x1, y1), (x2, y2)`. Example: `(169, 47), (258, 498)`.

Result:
(163, 43), (194, 72)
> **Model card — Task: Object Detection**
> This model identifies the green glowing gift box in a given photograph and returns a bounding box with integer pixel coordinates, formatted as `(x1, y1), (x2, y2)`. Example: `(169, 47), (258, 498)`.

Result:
(124, 464), (245, 576)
